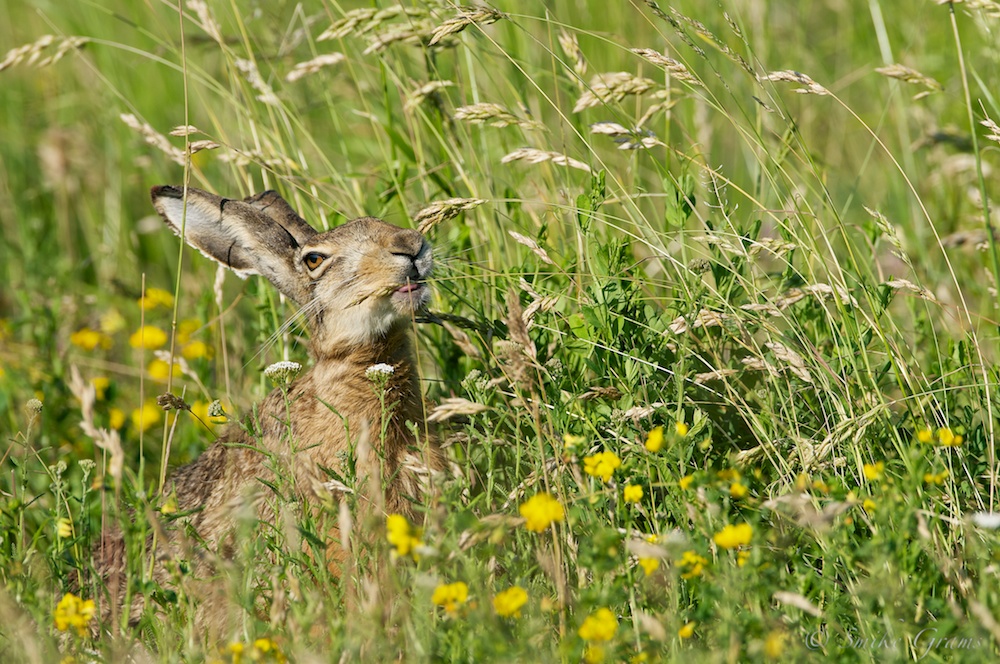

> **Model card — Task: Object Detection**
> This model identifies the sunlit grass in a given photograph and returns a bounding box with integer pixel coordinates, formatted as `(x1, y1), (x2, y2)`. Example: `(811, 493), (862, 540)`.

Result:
(2, 0), (1000, 661)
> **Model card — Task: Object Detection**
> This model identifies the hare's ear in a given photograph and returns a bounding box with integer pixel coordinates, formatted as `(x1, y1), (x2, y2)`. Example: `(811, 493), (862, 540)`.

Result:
(243, 190), (318, 247)
(150, 185), (317, 304)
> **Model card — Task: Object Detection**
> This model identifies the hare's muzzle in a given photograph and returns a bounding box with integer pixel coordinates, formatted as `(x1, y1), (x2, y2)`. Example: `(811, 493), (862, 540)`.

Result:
(391, 280), (430, 313)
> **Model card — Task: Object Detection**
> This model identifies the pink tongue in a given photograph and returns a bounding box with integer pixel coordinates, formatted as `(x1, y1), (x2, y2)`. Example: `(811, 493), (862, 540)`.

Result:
(397, 283), (420, 293)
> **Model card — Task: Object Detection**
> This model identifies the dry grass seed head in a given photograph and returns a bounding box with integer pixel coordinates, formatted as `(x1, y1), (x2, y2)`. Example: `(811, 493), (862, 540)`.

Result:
(573, 72), (657, 112)
(558, 30), (588, 85)
(427, 397), (490, 422)
(453, 103), (539, 129)
(186, 0), (223, 43)
(67, 366), (124, 483)
(120, 113), (186, 165)
(500, 148), (591, 173)
(668, 6), (754, 75)
(318, 7), (426, 41)
(429, 7), (506, 46)
(983, 117), (1000, 144)
(234, 58), (280, 105)
(759, 70), (830, 96)
(414, 197), (486, 234)
(405, 80), (455, 111)
(630, 48), (702, 86)
(507, 231), (554, 265)
(0, 35), (89, 72)
(935, 0), (1000, 16)
(875, 64), (942, 99)
(286, 53), (346, 82)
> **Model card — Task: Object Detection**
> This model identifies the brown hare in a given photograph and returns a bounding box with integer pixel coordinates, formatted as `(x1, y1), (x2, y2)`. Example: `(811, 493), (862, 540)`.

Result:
(96, 185), (445, 633)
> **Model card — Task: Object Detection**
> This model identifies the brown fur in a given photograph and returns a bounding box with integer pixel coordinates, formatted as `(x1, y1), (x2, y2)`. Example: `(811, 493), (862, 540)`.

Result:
(94, 186), (444, 636)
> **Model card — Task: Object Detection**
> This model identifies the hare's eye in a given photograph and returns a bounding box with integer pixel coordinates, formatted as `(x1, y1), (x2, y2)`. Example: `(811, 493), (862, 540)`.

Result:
(304, 252), (326, 270)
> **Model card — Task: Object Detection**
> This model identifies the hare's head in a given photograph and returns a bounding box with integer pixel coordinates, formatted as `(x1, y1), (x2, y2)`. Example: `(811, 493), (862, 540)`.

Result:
(151, 186), (432, 350)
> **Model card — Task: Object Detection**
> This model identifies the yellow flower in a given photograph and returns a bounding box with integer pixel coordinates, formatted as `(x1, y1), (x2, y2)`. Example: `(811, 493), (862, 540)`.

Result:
(57, 518), (73, 539)
(916, 428), (933, 444)
(53, 592), (96, 636)
(713, 523), (753, 550)
(936, 427), (963, 447)
(99, 309), (126, 334)
(251, 637), (286, 661)
(583, 645), (606, 664)
(519, 493), (565, 532)
(206, 399), (229, 424)
(583, 451), (621, 483)
(160, 495), (177, 515)
(638, 557), (659, 576)
(139, 287), (174, 310)
(431, 581), (469, 615)
(181, 340), (212, 360)
(129, 325), (168, 350)
(386, 514), (422, 559)
(812, 479), (830, 494)
(717, 468), (741, 482)
(148, 358), (182, 383)
(644, 426), (664, 452)
(131, 400), (162, 433)
(679, 474), (694, 490)
(678, 621), (696, 639)
(493, 586), (528, 618)
(623, 484), (643, 503)
(70, 328), (112, 351)
(923, 470), (949, 485)
(737, 550), (751, 567)
(863, 461), (884, 481)
(862, 498), (876, 512)
(91, 377), (110, 400)
(675, 421), (689, 437)
(109, 408), (126, 430)
(175, 318), (200, 343)
(679, 550), (708, 579)
(226, 641), (244, 662)
(578, 607), (618, 642)
(563, 433), (586, 450)
(730, 482), (748, 499)
(763, 630), (787, 659)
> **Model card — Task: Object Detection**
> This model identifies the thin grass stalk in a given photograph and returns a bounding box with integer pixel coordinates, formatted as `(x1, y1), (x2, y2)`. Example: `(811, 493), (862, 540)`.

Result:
(948, 1), (999, 508)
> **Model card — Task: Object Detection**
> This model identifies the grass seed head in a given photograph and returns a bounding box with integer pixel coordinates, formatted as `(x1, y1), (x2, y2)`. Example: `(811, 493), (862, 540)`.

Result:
(429, 7), (505, 46)
(630, 48), (702, 86)
(414, 197), (486, 233)
(759, 70), (829, 96)
(286, 52), (346, 82)
(558, 30), (588, 84)
(501, 148), (591, 173)
(454, 102), (539, 128)
(573, 72), (657, 112)
(404, 80), (455, 111)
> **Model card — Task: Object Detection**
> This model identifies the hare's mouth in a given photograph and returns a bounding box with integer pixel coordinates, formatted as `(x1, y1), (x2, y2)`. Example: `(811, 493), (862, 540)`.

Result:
(390, 281), (430, 312)
(395, 282), (423, 294)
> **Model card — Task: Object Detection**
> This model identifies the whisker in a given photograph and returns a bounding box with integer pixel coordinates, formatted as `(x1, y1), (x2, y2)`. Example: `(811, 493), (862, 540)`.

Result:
(244, 299), (320, 370)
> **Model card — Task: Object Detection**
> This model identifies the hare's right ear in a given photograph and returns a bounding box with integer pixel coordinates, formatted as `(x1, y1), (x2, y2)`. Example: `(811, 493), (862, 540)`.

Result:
(151, 185), (318, 305)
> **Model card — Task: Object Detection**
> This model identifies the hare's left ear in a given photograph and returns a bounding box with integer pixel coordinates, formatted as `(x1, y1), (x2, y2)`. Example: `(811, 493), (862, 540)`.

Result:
(150, 185), (318, 305)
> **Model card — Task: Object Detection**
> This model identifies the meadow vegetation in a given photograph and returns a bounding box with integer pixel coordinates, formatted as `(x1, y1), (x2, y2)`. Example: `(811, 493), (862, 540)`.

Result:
(2, 0), (1000, 661)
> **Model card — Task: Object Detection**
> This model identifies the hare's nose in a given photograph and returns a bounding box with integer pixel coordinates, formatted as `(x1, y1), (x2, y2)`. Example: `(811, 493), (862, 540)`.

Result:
(389, 229), (425, 258)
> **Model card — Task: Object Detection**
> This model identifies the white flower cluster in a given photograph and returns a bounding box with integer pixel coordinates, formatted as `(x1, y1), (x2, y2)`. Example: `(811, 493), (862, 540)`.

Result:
(264, 360), (302, 386)
(365, 363), (395, 382)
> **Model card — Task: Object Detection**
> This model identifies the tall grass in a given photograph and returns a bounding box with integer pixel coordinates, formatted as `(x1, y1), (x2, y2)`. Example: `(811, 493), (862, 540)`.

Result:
(2, 0), (1000, 661)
